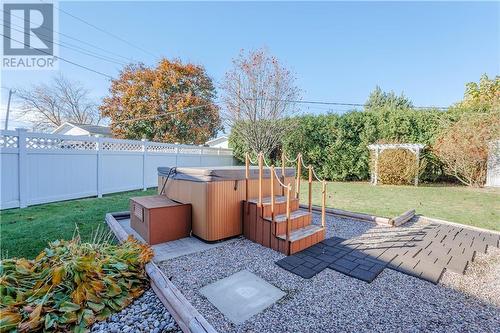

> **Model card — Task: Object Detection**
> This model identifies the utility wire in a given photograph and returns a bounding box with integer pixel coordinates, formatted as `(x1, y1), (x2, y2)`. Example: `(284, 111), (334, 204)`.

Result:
(246, 98), (449, 110)
(113, 104), (212, 124)
(46, 0), (159, 58)
(1, 33), (114, 79)
(2, 23), (128, 66)
(1, 9), (135, 64)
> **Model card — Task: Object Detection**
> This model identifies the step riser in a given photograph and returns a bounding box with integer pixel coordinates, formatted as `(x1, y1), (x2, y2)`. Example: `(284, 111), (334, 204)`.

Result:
(273, 214), (311, 235)
(261, 199), (299, 218)
(270, 228), (326, 255)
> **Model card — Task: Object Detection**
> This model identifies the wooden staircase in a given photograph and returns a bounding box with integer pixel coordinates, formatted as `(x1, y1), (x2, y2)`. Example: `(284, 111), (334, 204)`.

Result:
(242, 153), (327, 255)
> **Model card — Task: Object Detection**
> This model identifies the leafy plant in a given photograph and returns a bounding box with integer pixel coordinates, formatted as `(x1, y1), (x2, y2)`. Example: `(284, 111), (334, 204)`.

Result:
(376, 149), (423, 185)
(0, 232), (153, 332)
(433, 112), (500, 187)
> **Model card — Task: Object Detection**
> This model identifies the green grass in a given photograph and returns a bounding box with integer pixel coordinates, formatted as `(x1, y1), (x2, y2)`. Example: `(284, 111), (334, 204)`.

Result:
(2, 183), (499, 260)
(300, 181), (500, 231)
(0, 189), (156, 259)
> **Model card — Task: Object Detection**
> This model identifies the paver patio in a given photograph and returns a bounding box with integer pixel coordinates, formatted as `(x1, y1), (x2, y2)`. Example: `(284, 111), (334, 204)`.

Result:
(276, 223), (500, 283)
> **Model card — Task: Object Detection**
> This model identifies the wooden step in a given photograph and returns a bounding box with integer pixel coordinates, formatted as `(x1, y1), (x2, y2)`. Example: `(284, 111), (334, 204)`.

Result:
(247, 195), (294, 205)
(275, 225), (326, 255)
(246, 196), (300, 217)
(263, 209), (312, 235)
(277, 224), (324, 241)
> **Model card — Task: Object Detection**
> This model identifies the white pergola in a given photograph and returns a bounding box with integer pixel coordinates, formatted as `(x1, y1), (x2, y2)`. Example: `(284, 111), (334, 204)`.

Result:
(368, 143), (425, 186)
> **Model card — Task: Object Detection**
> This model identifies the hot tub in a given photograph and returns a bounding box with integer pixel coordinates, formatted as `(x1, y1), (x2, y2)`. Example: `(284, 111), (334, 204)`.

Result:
(158, 166), (296, 242)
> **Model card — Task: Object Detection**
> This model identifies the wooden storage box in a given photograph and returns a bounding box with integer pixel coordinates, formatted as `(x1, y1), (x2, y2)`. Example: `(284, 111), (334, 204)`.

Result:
(130, 195), (191, 245)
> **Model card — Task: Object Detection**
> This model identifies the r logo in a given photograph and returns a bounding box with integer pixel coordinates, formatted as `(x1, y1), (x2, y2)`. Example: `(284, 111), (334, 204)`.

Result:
(3, 3), (54, 56)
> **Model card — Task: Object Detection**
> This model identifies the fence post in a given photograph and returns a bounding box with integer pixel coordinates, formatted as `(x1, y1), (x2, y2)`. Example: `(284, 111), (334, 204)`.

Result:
(199, 146), (203, 166)
(17, 128), (28, 208)
(175, 143), (179, 166)
(96, 135), (103, 198)
(142, 138), (147, 191)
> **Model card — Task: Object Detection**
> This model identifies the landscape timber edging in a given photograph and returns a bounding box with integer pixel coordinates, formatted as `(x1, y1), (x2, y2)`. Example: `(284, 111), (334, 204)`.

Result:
(389, 209), (416, 227)
(105, 213), (218, 333)
(301, 204), (392, 225)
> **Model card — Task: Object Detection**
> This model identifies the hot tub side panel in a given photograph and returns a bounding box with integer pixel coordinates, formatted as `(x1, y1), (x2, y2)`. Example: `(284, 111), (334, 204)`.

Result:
(159, 178), (209, 239)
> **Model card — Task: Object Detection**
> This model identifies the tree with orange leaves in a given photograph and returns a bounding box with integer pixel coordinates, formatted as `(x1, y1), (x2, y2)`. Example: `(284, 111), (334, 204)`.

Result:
(100, 59), (221, 144)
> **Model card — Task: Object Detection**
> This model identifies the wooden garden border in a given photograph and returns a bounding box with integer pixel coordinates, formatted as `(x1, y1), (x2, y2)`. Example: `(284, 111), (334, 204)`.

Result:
(105, 213), (217, 333)
(301, 204), (391, 225)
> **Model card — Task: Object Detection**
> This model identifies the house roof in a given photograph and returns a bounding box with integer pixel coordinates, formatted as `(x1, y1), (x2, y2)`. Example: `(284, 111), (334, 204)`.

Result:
(53, 122), (111, 136)
(205, 136), (229, 145)
(68, 123), (111, 136)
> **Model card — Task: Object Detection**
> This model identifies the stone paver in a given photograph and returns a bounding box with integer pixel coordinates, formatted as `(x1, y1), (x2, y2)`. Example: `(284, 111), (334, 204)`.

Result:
(118, 218), (229, 262)
(276, 223), (500, 284)
(199, 270), (285, 324)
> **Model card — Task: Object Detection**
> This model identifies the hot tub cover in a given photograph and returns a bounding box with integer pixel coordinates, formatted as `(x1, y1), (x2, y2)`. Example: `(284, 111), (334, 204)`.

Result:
(158, 166), (295, 182)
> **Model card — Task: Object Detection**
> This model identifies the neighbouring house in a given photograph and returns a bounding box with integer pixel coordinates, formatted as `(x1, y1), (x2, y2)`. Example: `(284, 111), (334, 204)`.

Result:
(52, 122), (112, 137)
(205, 136), (229, 149)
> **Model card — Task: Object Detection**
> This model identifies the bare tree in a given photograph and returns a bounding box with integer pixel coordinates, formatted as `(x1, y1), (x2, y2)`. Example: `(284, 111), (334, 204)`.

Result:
(15, 74), (101, 131)
(221, 48), (300, 157)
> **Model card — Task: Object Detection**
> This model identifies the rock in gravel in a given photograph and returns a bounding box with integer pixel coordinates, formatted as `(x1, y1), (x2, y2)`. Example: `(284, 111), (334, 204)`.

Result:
(90, 288), (182, 333)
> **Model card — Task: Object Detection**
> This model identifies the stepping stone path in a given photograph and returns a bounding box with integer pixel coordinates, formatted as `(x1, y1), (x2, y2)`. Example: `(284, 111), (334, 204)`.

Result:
(276, 223), (500, 284)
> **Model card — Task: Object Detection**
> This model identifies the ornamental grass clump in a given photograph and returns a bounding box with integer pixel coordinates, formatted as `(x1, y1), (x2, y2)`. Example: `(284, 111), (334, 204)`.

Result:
(0, 233), (153, 333)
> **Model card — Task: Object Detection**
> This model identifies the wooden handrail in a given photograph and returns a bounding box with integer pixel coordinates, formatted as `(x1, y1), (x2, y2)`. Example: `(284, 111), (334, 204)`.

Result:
(258, 152), (263, 207)
(270, 165), (275, 225)
(281, 152), (285, 196)
(296, 153), (301, 199)
(308, 165), (312, 212)
(245, 153), (249, 203)
(286, 183), (291, 241)
(321, 180), (326, 228)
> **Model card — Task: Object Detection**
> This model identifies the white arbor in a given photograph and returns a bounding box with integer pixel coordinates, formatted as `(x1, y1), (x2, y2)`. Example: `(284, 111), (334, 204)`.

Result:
(368, 143), (425, 186)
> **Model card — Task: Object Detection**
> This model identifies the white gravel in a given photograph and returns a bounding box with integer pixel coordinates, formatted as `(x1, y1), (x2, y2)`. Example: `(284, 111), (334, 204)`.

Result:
(160, 214), (500, 333)
(90, 289), (181, 333)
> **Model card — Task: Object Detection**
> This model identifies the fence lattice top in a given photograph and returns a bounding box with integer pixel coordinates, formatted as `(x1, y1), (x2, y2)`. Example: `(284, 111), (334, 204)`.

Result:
(0, 130), (233, 155)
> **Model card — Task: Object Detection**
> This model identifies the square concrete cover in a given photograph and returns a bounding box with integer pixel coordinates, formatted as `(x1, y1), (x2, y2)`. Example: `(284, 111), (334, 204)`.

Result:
(199, 270), (285, 324)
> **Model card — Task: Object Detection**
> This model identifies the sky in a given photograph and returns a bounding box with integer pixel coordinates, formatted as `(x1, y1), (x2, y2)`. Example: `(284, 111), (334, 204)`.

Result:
(1, 1), (499, 129)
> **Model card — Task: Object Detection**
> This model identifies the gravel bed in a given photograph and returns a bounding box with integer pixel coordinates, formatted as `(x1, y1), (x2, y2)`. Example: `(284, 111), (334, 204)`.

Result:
(90, 289), (181, 333)
(160, 214), (500, 333)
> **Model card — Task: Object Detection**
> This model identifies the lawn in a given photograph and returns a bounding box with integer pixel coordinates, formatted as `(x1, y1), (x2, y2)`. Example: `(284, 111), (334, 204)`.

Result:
(2, 182), (498, 260)
(0, 189), (156, 259)
(300, 181), (500, 232)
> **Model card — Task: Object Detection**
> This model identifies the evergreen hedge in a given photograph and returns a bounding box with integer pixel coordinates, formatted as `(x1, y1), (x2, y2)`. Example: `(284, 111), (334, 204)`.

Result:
(229, 108), (451, 182)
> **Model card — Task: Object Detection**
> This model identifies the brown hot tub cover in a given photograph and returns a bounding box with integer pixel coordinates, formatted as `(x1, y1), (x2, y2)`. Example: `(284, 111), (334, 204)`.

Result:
(158, 166), (295, 182)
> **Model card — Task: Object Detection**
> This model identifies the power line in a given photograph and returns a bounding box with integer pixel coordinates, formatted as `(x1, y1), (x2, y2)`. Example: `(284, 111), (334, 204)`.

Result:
(2, 23), (128, 66)
(1, 33), (114, 79)
(246, 98), (449, 110)
(47, 1), (160, 59)
(1, 9), (135, 64)
(113, 104), (212, 124)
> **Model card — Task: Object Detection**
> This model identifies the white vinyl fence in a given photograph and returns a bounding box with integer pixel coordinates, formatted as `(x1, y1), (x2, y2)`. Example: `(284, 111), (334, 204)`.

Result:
(0, 129), (235, 209)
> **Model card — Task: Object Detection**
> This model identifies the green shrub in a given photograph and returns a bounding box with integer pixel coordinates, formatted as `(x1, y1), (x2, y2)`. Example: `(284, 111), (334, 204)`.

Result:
(377, 149), (419, 185)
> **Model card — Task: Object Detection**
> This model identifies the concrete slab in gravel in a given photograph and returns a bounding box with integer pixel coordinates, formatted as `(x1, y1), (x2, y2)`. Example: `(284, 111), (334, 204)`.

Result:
(118, 218), (228, 262)
(199, 270), (285, 324)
